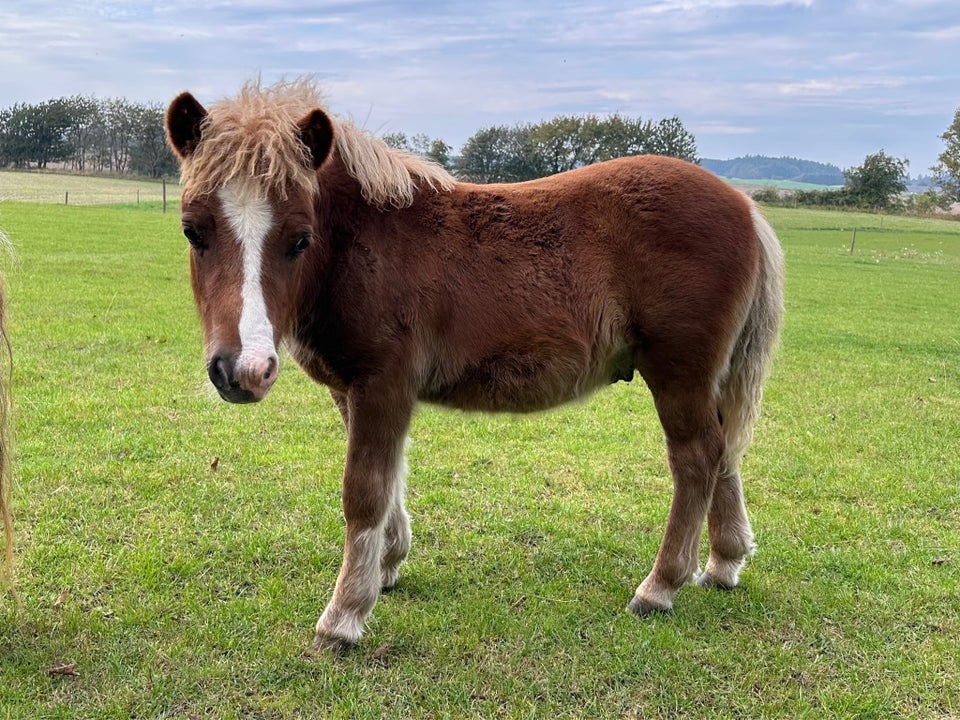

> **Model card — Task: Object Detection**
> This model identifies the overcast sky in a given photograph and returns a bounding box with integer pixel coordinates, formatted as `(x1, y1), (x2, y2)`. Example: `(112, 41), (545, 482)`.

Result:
(1, 0), (957, 172)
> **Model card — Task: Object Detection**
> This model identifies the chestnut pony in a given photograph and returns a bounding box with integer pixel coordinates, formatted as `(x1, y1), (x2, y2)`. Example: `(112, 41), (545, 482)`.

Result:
(165, 79), (784, 650)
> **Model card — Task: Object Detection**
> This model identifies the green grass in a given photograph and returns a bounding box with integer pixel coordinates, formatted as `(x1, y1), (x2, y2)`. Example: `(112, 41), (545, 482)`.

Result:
(0, 200), (958, 718)
(721, 177), (843, 191)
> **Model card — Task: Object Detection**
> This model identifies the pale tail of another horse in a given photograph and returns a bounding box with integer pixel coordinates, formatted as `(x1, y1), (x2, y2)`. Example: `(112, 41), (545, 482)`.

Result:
(718, 204), (785, 475)
(0, 230), (12, 589)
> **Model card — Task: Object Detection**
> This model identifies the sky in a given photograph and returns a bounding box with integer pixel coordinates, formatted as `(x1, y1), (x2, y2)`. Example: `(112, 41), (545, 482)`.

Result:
(1, 0), (958, 173)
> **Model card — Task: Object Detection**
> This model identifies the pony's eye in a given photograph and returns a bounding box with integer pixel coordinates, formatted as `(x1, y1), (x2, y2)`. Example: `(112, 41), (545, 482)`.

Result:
(291, 232), (311, 256)
(182, 224), (205, 250)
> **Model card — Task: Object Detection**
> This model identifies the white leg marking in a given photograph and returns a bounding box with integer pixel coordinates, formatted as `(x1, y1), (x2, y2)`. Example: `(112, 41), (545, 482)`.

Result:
(315, 526), (385, 647)
(634, 574), (677, 612)
(700, 555), (746, 589)
(382, 440), (412, 588)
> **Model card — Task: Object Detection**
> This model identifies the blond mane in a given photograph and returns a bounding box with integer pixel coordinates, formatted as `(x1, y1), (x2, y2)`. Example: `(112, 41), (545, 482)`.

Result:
(180, 78), (455, 208)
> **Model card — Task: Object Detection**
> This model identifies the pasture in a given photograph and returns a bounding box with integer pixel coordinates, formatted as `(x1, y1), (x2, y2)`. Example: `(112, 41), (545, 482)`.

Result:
(0, 197), (957, 718)
(0, 170), (171, 208)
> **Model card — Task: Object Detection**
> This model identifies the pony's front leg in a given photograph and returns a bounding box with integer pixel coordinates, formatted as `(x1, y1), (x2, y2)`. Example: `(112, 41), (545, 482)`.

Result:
(327, 388), (411, 591)
(313, 385), (413, 651)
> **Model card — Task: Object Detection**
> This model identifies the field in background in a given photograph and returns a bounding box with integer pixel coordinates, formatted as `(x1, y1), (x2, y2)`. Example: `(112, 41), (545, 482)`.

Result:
(0, 196), (957, 718)
(723, 176), (843, 192)
(0, 170), (175, 208)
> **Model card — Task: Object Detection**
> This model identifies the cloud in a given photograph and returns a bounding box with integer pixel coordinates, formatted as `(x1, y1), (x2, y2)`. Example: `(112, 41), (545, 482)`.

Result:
(0, 0), (957, 170)
(695, 122), (758, 136)
(910, 24), (960, 41)
(765, 77), (908, 99)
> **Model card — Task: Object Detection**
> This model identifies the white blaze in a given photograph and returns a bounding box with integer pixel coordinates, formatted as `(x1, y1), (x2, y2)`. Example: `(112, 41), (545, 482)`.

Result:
(217, 181), (276, 363)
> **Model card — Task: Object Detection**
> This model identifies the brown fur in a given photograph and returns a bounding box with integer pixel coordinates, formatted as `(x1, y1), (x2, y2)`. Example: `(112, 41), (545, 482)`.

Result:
(166, 80), (784, 648)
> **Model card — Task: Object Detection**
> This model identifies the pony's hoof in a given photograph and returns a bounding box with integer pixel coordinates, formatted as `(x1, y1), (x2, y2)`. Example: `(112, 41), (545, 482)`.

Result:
(310, 631), (355, 655)
(697, 557), (744, 590)
(381, 568), (400, 591)
(696, 572), (737, 591)
(627, 594), (672, 617)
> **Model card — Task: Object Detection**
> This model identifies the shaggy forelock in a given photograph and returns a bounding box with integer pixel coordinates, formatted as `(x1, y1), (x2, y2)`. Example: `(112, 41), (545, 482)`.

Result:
(178, 77), (456, 208)
(180, 78), (323, 201)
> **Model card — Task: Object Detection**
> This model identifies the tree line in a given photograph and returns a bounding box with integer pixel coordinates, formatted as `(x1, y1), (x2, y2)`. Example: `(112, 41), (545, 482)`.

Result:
(383, 113), (697, 183)
(750, 150), (911, 211)
(701, 156), (845, 186)
(750, 109), (960, 214)
(0, 96), (177, 178)
(3, 93), (960, 212)
(1, 97), (698, 184)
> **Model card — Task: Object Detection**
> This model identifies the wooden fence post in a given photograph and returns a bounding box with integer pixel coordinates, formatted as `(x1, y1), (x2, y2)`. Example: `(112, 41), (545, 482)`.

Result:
(850, 227), (857, 255)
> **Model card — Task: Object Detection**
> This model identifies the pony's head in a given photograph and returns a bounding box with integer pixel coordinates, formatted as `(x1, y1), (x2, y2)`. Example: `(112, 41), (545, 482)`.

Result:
(165, 80), (334, 403)
(166, 78), (456, 403)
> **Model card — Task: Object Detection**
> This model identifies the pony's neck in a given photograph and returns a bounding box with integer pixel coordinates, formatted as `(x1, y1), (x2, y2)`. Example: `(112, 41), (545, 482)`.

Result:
(329, 121), (456, 210)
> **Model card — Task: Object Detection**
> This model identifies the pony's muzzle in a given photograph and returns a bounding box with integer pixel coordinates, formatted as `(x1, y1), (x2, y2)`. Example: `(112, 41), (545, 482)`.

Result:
(207, 352), (278, 403)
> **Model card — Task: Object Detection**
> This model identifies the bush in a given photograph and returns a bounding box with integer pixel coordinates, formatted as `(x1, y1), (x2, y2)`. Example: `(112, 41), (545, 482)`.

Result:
(751, 186), (781, 204)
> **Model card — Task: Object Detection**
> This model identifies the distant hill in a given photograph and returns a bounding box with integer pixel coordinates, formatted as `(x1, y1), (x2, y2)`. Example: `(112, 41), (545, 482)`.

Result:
(702, 155), (844, 186)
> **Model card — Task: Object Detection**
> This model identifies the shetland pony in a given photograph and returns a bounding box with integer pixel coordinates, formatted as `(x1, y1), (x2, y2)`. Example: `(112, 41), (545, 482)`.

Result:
(165, 79), (784, 650)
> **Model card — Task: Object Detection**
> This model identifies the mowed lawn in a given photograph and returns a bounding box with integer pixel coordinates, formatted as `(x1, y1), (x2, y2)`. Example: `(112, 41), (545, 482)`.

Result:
(0, 198), (957, 719)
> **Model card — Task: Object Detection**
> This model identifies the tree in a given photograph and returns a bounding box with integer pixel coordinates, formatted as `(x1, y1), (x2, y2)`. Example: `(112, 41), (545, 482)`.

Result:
(102, 98), (139, 174)
(424, 138), (451, 169)
(30, 99), (73, 168)
(931, 106), (960, 206)
(843, 151), (908, 210)
(0, 100), (72, 168)
(0, 95), (179, 177)
(647, 117), (699, 164)
(63, 95), (101, 172)
(129, 103), (178, 178)
(531, 115), (591, 174)
(381, 132), (411, 151)
(382, 131), (452, 170)
(455, 124), (545, 183)
(456, 112), (699, 183)
(0, 104), (30, 168)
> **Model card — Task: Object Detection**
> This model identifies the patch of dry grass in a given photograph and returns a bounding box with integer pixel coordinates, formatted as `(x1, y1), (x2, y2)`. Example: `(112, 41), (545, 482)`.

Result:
(0, 170), (174, 207)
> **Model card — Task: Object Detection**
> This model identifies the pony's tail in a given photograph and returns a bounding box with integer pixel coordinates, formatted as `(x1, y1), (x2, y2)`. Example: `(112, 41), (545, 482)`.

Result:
(0, 231), (13, 591)
(718, 203), (785, 475)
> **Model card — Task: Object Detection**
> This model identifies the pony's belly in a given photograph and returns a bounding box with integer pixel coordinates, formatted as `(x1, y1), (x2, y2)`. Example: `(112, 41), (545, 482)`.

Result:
(419, 348), (630, 414)
(420, 380), (595, 414)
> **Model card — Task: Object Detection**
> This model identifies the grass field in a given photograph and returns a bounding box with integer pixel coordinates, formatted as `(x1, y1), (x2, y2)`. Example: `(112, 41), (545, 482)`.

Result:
(720, 177), (843, 192)
(0, 198), (958, 719)
(0, 170), (174, 208)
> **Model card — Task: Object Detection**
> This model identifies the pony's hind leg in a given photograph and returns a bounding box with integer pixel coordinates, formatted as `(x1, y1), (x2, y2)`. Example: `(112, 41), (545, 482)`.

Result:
(698, 468), (754, 589)
(629, 384), (723, 615)
(381, 444), (412, 590)
(698, 335), (768, 591)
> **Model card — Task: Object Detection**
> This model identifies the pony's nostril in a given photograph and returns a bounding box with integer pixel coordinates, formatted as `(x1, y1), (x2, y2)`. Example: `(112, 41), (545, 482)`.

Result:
(208, 355), (233, 391)
(263, 356), (278, 382)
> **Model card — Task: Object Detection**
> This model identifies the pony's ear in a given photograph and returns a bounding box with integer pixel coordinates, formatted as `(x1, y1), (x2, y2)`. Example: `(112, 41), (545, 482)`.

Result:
(166, 92), (207, 159)
(298, 109), (335, 169)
